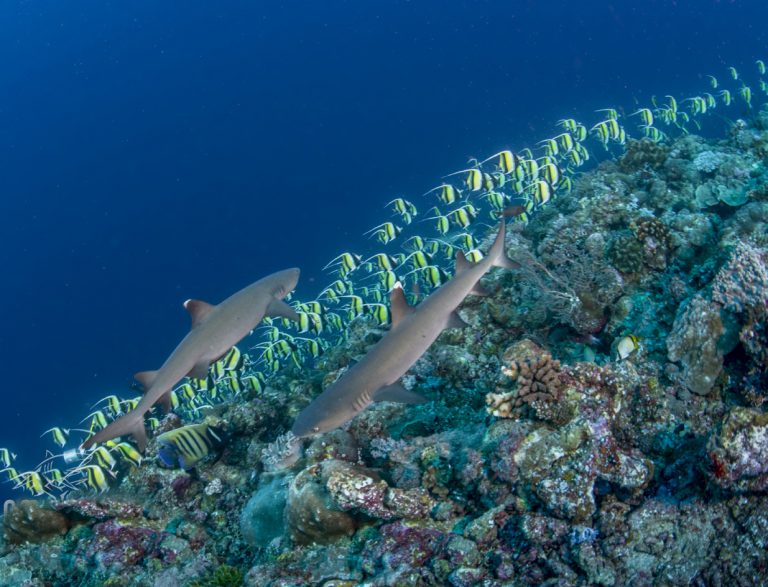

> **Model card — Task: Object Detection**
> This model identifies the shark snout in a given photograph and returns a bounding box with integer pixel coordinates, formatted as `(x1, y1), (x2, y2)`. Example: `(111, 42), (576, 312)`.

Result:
(270, 267), (301, 299)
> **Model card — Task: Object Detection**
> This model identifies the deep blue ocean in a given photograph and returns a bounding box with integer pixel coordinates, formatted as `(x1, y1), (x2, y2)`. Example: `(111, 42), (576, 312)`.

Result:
(0, 0), (766, 500)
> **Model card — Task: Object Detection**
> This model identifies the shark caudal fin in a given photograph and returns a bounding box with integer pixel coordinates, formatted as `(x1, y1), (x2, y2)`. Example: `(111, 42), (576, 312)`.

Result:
(489, 216), (520, 270)
(81, 412), (148, 453)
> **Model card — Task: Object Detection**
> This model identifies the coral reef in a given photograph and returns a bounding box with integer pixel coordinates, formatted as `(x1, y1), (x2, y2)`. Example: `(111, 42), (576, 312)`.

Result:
(3, 83), (768, 587)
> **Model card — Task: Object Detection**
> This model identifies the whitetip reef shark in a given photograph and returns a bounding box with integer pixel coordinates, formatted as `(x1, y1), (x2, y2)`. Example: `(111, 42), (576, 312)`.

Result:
(82, 268), (301, 452)
(291, 217), (517, 438)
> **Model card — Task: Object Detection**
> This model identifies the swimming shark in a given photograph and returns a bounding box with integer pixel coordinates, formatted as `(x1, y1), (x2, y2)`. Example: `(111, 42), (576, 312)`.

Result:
(291, 218), (517, 438)
(82, 267), (301, 452)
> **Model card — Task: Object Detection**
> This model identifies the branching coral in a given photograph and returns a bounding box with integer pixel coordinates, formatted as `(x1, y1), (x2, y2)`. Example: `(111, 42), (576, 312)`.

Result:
(487, 341), (568, 423)
(261, 432), (301, 472)
(514, 243), (623, 334)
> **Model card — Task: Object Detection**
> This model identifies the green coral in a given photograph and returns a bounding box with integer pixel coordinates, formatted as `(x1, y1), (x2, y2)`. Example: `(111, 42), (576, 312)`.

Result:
(607, 234), (644, 274)
(190, 565), (244, 587)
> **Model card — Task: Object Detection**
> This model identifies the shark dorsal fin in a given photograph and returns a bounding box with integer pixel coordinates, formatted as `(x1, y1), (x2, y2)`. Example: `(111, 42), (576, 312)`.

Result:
(455, 250), (472, 274)
(134, 370), (158, 390)
(390, 282), (415, 328)
(184, 299), (215, 328)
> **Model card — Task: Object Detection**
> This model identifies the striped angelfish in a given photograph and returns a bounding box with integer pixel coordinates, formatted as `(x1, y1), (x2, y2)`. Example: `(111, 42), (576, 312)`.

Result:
(155, 423), (225, 470)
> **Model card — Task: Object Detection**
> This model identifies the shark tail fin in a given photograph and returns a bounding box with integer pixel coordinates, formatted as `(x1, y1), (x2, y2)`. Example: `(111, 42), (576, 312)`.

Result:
(81, 413), (148, 453)
(489, 217), (520, 270)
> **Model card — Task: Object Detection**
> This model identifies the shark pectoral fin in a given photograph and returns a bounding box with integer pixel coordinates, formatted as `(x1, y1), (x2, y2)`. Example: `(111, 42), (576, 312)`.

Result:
(134, 370), (159, 390)
(390, 282), (415, 328)
(373, 383), (427, 404)
(187, 361), (209, 380)
(471, 282), (490, 296)
(447, 311), (469, 329)
(184, 299), (216, 328)
(267, 298), (301, 322)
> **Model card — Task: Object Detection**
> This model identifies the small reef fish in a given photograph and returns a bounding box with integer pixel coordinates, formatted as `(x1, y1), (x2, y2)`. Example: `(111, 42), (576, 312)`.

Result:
(0, 448), (16, 468)
(616, 334), (640, 360)
(155, 423), (225, 470)
(291, 216), (518, 438)
(82, 268), (301, 452)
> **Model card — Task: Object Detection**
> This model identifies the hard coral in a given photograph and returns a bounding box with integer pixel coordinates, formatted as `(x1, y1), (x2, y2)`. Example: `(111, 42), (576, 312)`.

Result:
(487, 340), (567, 423)
(607, 234), (644, 274)
(631, 216), (673, 269)
(619, 138), (669, 172)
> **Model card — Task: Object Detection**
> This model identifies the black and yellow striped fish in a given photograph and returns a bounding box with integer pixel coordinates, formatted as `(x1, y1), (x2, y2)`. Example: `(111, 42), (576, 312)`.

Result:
(156, 423), (225, 470)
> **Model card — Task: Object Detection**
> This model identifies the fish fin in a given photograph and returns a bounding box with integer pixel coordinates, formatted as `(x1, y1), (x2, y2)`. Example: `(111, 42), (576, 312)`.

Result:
(455, 251), (473, 274)
(489, 218), (521, 270)
(158, 391), (173, 414)
(134, 370), (158, 390)
(471, 282), (490, 296)
(81, 413), (148, 453)
(187, 361), (209, 380)
(447, 311), (469, 329)
(390, 282), (415, 328)
(373, 382), (427, 404)
(184, 299), (216, 329)
(267, 298), (301, 322)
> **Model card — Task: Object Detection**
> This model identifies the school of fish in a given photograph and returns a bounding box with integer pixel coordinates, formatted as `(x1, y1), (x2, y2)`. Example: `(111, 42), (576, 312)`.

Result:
(2, 59), (767, 499)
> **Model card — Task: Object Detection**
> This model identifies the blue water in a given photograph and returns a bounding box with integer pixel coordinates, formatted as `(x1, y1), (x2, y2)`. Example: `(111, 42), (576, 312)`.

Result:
(0, 0), (765, 499)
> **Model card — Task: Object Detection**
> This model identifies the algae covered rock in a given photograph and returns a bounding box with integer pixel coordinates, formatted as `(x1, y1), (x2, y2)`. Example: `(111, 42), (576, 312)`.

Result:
(3, 500), (69, 544)
(708, 406), (768, 491)
(286, 462), (357, 545)
(667, 294), (725, 395)
(240, 475), (288, 547)
(514, 418), (652, 522)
